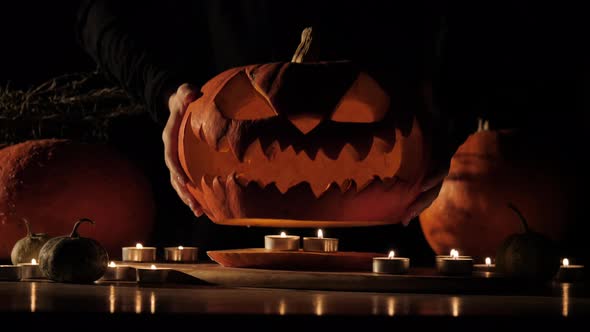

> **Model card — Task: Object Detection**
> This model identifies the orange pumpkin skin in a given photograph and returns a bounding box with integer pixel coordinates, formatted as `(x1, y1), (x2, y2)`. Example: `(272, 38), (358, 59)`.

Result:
(179, 62), (431, 226)
(419, 130), (571, 259)
(0, 139), (156, 260)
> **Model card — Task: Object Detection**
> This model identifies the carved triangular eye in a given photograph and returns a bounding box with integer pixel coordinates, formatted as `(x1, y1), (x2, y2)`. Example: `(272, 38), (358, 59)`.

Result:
(215, 71), (278, 120)
(330, 72), (390, 123)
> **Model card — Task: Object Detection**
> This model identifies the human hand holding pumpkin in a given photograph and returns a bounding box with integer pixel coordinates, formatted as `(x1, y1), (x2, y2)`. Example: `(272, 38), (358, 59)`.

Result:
(164, 83), (203, 217)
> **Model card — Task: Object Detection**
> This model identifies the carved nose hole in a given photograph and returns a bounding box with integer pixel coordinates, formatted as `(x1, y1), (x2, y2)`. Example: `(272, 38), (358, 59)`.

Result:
(287, 114), (323, 135)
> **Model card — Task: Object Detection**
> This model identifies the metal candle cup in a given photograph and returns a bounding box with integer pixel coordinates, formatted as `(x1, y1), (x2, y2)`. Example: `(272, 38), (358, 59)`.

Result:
(373, 251), (410, 274)
(303, 229), (338, 252)
(265, 232), (300, 251)
(0, 265), (21, 281)
(101, 262), (136, 281)
(556, 258), (585, 282)
(122, 243), (157, 262)
(436, 250), (473, 276)
(137, 265), (169, 284)
(18, 259), (44, 279)
(473, 257), (495, 273)
(164, 246), (199, 262)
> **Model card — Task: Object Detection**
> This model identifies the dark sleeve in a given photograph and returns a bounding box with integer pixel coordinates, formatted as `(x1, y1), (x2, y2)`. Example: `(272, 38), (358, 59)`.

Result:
(75, 0), (189, 124)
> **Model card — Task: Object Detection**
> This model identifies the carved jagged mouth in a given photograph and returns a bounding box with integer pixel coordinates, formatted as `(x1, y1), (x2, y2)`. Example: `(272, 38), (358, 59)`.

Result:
(180, 114), (424, 198)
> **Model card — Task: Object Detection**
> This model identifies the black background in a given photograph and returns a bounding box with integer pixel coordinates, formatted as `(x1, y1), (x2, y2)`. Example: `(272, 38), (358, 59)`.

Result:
(1, 2), (589, 265)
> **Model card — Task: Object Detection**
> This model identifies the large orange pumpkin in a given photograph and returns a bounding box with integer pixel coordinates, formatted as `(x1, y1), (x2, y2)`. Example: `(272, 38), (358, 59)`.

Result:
(0, 139), (156, 260)
(178, 59), (431, 228)
(419, 128), (573, 259)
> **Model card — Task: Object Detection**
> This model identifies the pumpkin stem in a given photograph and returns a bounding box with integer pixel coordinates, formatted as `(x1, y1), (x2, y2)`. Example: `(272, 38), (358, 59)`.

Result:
(70, 218), (94, 238)
(508, 203), (530, 233)
(22, 218), (31, 237)
(291, 27), (314, 63)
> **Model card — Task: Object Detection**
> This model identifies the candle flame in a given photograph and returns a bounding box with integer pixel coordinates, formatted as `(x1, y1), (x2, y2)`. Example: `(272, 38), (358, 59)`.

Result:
(388, 251), (395, 259)
(450, 250), (459, 260)
(563, 258), (569, 267)
(485, 257), (492, 266)
(31, 258), (37, 265)
(280, 232), (287, 238)
(150, 264), (157, 270)
(178, 246), (184, 250)
(109, 261), (117, 268)
(136, 243), (143, 249)
(317, 229), (323, 239)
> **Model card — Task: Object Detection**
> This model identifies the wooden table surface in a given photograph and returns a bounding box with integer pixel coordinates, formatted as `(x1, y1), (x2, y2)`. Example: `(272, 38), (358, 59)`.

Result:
(1, 279), (590, 329)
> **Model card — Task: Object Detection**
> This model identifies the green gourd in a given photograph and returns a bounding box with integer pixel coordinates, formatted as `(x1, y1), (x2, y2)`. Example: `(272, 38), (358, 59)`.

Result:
(39, 218), (108, 283)
(495, 203), (559, 280)
(10, 218), (51, 265)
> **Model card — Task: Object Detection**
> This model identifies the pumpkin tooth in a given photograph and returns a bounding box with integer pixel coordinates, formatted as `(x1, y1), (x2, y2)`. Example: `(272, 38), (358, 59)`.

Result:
(355, 175), (375, 193)
(262, 140), (281, 160)
(212, 176), (226, 202)
(217, 136), (231, 152)
(337, 143), (361, 162)
(243, 139), (266, 164)
(347, 135), (373, 161)
(321, 139), (347, 160)
(338, 179), (353, 193)
(200, 175), (215, 189)
(274, 179), (292, 195)
(309, 180), (329, 198)
(373, 129), (396, 152)
(225, 173), (245, 218)
(234, 173), (250, 187)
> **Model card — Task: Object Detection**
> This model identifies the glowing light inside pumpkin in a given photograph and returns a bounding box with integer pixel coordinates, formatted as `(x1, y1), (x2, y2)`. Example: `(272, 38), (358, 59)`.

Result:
(31, 258), (37, 265)
(150, 264), (157, 270)
(388, 251), (395, 259)
(136, 243), (143, 249)
(318, 229), (324, 239)
(450, 250), (459, 260)
(178, 246), (184, 250)
(280, 232), (287, 238)
(563, 258), (570, 267)
(485, 257), (492, 266)
(109, 261), (117, 268)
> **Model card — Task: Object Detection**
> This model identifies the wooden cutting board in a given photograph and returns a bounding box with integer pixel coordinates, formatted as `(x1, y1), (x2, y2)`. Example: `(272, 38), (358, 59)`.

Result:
(113, 261), (550, 295)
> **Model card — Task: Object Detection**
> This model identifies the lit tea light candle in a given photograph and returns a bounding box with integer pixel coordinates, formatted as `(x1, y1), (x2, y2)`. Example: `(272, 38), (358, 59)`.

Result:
(473, 257), (496, 273)
(137, 264), (170, 284)
(373, 250), (410, 274)
(18, 258), (45, 280)
(122, 243), (157, 262)
(556, 258), (585, 283)
(265, 232), (300, 251)
(164, 246), (199, 262)
(100, 261), (136, 282)
(303, 229), (338, 252)
(436, 249), (473, 276)
(0, 264), (21, 281)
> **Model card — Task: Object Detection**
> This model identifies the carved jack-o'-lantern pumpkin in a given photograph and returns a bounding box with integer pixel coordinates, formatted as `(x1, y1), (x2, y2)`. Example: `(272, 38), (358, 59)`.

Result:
(179, 29), (431, 227)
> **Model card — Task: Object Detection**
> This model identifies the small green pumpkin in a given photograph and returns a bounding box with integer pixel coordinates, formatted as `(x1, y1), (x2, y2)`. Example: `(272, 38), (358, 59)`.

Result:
(39, 218), (108, 283)
(495, 203), (559, 280)
(10, 218), (51, 265)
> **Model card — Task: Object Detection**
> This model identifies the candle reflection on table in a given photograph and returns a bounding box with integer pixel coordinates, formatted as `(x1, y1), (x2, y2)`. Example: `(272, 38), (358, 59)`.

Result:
(562, 283), (570, 317)
(451, 296), (461, 317)
(30, 282), (37, 313)
(109, 285), (116, 314)
(314, 294), (325, 316)
(135, 289), (142, 314)
(387, 297), (395, 317)
(150, 291), (156, 314)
